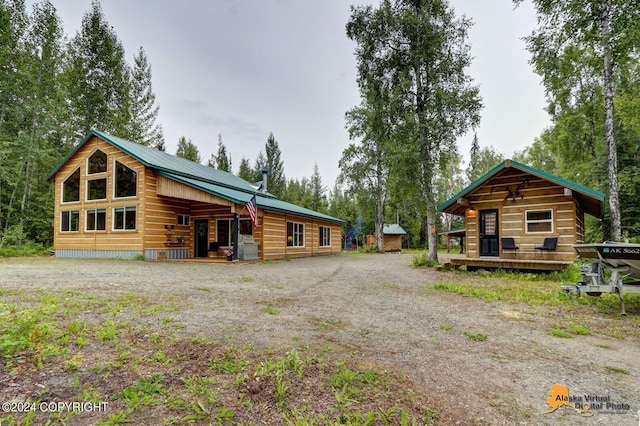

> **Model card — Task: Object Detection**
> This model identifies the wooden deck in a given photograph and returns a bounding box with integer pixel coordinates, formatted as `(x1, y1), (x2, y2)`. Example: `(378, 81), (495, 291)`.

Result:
(439, 253), (571, 272)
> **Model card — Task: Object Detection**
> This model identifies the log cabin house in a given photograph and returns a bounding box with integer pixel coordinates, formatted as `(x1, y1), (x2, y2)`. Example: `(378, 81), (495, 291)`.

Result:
(437, 160), (605, 271)
(46, 130), (344, 261)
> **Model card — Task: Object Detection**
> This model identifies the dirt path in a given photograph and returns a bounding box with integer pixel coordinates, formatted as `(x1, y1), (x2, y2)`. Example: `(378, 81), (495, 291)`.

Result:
(1, 254), (639, 424)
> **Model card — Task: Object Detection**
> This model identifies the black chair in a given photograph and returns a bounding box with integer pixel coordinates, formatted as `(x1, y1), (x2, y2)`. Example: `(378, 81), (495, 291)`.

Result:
(501, 237), (519, 259)
(535, 237), (558, 259)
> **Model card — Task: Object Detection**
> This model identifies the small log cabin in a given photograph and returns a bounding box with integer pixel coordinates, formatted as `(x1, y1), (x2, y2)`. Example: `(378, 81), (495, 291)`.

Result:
(367, 224), (407, 251)
(437, 160), (605, 271)
(46, 130), (344, 261)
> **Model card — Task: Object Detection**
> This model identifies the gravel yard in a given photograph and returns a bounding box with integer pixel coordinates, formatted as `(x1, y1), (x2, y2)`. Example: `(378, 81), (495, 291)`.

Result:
(1, 253), (639, 425)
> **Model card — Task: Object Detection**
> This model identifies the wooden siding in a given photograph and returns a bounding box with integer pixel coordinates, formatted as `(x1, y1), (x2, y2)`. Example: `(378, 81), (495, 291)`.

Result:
(53, 136), (145, 252)
(384, 235), (402, 251)
(464, 171), (579, 262)
(262, 211), (342, 260)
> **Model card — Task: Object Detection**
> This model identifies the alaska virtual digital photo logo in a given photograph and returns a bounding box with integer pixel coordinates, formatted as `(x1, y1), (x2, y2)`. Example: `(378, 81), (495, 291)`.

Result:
(545, 384), (633, 418)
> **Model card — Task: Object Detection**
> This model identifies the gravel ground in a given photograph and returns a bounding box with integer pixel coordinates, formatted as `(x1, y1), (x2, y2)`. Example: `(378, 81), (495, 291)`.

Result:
(1, 254), (639, 425)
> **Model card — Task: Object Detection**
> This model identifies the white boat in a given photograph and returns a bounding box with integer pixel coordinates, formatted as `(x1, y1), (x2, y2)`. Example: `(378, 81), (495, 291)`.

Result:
(564, 242), (640, 316)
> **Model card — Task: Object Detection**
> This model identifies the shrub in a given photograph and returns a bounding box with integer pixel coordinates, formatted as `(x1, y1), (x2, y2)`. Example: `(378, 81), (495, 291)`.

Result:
(412, 251), (438, 268)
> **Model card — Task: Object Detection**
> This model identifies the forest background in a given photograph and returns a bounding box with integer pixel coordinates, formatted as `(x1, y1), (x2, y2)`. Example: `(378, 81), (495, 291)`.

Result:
(1, 0), (639, 255)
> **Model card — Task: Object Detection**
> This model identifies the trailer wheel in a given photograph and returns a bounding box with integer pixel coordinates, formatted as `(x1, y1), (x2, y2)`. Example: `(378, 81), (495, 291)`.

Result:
(586, 292), (602, 297)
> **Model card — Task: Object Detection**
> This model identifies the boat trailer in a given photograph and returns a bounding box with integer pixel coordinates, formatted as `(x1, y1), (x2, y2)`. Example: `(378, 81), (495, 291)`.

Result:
(562, 243), (640, 316)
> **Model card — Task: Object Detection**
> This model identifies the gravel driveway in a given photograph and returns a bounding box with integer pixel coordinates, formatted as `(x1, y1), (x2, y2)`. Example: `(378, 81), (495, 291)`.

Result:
(1, 254), (639, 425)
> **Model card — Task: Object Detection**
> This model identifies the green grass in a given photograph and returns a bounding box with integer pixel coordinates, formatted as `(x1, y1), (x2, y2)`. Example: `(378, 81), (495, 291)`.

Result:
(604, 365), (629, 374)
(464, 332), (488, 342)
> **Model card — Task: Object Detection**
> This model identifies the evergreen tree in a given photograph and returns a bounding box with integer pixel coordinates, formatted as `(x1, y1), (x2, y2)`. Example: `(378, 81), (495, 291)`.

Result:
(237, 156), (253, 182)
(65, 0), (130, 139)
(176, 136), (201, 163)
(309, 163), (327, 213)
(252, 151), (268, 184)
(466, 132), (480, 182)
(264, 132), (286, 198)
(128, 46), (164, 148)
(209, 133), (231, 172)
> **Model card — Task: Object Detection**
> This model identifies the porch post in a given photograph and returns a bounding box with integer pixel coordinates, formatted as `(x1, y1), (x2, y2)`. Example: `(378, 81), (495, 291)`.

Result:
(233, 213), (239, 260)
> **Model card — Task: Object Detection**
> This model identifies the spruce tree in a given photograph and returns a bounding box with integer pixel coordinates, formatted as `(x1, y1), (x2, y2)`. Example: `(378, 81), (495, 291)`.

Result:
(129, 46), (164, 148)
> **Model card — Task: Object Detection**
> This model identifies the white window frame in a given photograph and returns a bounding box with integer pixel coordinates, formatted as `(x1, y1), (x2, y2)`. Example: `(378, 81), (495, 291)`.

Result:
(319, 226), (331, 247)
(86, 177), (107, 201)
(87, 149), (108, 175)
(60, 210), (79, 232)
(113, 160), (137, 199)
(525, 209), (554, 234)
(287, 221), (305, 247)
(62, 168), (81, 204)
(177, 214), (190, 226)
(113, 206), (136, 231)
(86, 208), (106, 232)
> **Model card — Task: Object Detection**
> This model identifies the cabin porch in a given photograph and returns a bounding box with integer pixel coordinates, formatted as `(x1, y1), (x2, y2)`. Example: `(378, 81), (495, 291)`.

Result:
(439, 253), (571, 272)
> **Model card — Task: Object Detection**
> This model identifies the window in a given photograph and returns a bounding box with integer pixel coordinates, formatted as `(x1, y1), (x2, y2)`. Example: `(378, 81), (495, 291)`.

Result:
(319, 226), (331, 247)
(86, 209), (106, 231)
(61, 210), (79, 232)
(62, 169), (80, 203)
(88, 150), (107, 174)
(287, 222), (304, 247)
(526, 209), (553, 233)
(113, 206), (136, 230)
(217, 219), (232, 245)
(239, 219), (252, 235)
(115, 161), (136, 198)
(87, 178), (107, 200)
(177, 214), (190, 226)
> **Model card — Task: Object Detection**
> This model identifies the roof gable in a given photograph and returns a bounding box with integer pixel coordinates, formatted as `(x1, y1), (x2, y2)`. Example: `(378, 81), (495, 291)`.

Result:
(437, 159), (605, 218)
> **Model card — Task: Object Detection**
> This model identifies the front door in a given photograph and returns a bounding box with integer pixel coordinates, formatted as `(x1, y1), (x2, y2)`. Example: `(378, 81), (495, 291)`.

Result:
(194, 219), (209, 258)
(479, 209), (499, 257)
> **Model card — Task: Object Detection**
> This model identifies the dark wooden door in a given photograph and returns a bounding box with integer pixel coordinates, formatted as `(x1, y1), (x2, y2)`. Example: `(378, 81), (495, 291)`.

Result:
(194, 219), (208, 258)
(479, 209), (499, 257)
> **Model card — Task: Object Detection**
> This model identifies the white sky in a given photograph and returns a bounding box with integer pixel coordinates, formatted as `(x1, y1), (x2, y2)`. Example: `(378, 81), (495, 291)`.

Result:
(43, 0), (549, 188)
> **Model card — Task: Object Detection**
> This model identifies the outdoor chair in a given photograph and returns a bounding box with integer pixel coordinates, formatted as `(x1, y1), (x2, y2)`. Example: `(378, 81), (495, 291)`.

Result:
(535, 237), (558, 260)
(501, 237), (519, 259)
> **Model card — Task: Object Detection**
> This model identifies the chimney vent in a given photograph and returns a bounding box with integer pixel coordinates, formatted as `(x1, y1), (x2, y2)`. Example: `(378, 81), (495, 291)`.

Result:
(261, 167), (269, 193)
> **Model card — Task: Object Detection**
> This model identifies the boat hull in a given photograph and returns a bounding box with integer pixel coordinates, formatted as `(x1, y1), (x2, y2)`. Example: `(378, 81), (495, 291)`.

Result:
(574, 243), (640, 278)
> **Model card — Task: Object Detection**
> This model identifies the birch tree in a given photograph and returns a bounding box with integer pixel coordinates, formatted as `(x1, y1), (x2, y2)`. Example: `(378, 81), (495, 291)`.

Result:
(515, 0), (640, 241)
(346, 0), (481, 260)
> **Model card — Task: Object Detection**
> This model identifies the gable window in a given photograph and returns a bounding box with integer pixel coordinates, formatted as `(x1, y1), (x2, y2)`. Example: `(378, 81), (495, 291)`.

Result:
(86, 208), (106, 231)
(61, 210), (79, 232)
(287, 222), (304, 247)
(88, 150), (107, 174)
(113, 206), (136, 230)
(526, 209), (553, 233)
(177, 214), (190, 226)
(115, 161), (136, 198)
(319, 226), (331, 247)
(62, 169), (80, 203)
(87, 178), (107, 200)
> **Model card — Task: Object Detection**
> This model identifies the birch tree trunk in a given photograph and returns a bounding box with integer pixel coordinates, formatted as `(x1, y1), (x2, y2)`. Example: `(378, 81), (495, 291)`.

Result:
(601, 0), (622, 241)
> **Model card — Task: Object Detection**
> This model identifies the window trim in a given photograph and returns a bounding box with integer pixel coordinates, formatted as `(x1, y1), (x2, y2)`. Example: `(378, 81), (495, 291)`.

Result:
(113, 160), (137, 199)
(112, 206), (137, 231)
(86, 177), (107, 201)
(177, 214), (191, 226)
(319, 226), (331, 247)
(61, 168), (81, 204)
(525, 209), (554, 234)
(60, 210), (80, 232)
(87, 149), (108, 175)
(287, 221), (305, 247)
(85, 208), (107, 232)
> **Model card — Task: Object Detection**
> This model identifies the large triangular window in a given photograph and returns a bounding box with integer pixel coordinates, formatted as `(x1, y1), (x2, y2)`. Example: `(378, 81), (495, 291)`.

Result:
(88, 150), (107, 174)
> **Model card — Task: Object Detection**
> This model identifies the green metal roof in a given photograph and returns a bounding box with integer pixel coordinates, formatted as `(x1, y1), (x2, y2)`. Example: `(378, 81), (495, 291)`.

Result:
(437, 159), (605, 218)
(48, 130), (344, 224)
(383, 224), (406, 235)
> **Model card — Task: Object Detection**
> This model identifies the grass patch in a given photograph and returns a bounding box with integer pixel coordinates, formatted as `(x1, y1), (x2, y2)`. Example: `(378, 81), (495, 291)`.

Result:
(604, 365), (629, 374)
(464, 332), (488, 342)
(549, 329), (573, 338)
(0, 289), (437, 425)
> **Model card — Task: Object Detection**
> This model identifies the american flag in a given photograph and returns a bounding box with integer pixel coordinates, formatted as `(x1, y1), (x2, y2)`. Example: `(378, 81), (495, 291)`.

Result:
(247, 195), (258, 227)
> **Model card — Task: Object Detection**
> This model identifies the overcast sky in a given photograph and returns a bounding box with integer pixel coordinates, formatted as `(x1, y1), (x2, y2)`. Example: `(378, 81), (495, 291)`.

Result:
(45, 0), (549, 188)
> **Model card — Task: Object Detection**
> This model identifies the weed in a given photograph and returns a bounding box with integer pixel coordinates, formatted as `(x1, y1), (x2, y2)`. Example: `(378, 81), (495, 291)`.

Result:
(114, 374), (164, 408)
(266, 306), (281, 315)
(209, 346), (248, 374)
(412, 252), (438, 268)
(549, 329), (573, 338)
(604, 365), (629, 374)
(464, 332), (488, 342)
(96, 319), (117, 341)
(439, 324), (452, 331)
(569, 324), (591, 335)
